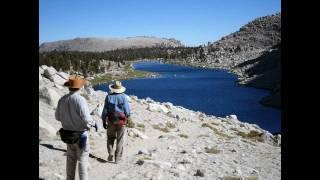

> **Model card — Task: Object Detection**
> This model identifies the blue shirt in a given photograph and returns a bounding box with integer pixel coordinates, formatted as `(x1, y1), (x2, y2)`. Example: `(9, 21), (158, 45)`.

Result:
(101, 93), (131, 122)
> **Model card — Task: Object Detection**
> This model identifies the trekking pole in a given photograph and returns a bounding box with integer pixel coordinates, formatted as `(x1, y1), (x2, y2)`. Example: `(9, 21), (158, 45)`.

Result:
(126, 127), (129, 167)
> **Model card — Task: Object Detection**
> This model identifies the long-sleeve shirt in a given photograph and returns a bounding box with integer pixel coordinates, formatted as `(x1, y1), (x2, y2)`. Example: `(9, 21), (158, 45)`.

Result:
(101, 93), (131, 123)
(55, 91), (95, 131)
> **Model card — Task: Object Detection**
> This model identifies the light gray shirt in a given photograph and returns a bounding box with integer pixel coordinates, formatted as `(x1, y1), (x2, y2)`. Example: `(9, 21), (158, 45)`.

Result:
(55, 91), (95, 131)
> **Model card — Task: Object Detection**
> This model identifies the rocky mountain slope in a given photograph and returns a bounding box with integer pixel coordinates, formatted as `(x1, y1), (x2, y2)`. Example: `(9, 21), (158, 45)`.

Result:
(39, 36), (183, 52)
(169, 13), (281, 108)
(39, 65), (281, 179)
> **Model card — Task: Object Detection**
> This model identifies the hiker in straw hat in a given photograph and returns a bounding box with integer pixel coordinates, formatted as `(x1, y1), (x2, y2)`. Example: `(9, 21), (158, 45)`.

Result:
(101, 80), (131, 164)
(55, 75), (98, 180)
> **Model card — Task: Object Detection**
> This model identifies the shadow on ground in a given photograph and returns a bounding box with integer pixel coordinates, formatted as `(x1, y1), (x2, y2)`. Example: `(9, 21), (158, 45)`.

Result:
(40, 143), (108, 163)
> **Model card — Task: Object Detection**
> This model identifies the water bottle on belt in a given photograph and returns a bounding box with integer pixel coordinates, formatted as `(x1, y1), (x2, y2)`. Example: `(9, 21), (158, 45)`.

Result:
(79, 131), (87, 149)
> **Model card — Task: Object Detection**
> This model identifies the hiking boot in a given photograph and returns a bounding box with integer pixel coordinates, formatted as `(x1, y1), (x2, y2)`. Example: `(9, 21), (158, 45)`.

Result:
(107, 155), (113, 162)
(115, 157), (122, 164)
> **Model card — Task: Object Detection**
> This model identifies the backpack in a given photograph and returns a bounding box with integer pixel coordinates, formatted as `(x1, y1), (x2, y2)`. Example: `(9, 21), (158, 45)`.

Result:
(107, 111), (127, 126)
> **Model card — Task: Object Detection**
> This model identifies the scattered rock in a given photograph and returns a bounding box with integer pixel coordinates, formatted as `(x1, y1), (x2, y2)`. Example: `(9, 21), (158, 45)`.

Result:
(194, 169), (205, 177)
(128, 129), (149, 139)
(54, 84), (64, 90)
(50, 74), (66, 85)
(167, 111), (176, 118)
(147, 103), (169, 114)
(39, 86), (60, 107)
(53, 173), (64, 179)
(130, 95), (138, 101)
(176, 164), (186, 171)
(43, 66), (57, 79)
(39, 117), (57, 140)
(39, 72), (43, 81)
(39, 67), (44, 75)
(56, 71), (69, 80)
(144, 160), (172, 168)
(91, 104), (103, 117)
(180, 150), (187, 154)
(163, 102), (174, 109)
(136, 159), (144, 166)
(138, 149), (150, 155)
(146, 97), (154, 103)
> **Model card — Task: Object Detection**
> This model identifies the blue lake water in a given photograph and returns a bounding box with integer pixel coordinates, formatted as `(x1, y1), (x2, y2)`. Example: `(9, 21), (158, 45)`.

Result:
(94, 61), (281, 133)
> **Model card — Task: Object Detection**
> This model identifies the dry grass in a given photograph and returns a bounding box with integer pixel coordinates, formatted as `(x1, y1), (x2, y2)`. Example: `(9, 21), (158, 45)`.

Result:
(241, 139), (257, 146)
(223, 176), (258, 180)
(152, 124), (170, 133)
(211, 121), (220, 126)
(126, 117), (135, 128)
(223, 176), (241, 180)
(236, 130), (264, 143)
(201, 123), (233, 140)
(178, 134), (189, 138)
(166, 122), (176, 129)
(248, 176), (259, 180)
(198, 134), (210, 138)
(137, 123), (145, 128)
(205, 147), (221, 154)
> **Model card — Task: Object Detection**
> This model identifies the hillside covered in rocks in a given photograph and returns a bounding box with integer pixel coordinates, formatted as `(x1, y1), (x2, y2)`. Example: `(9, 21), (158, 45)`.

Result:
(168, 13), (281, 108)
(39, 66), (281, 180)
(39, 36), (183, 52)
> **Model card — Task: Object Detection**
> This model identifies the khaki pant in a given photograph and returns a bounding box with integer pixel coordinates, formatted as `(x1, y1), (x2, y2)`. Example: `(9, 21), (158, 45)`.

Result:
(66, 135), (90, 180)
(107, 124), (125, 161)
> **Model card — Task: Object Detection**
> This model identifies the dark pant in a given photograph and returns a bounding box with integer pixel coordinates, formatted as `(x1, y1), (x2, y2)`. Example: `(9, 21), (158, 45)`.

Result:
(107, 124), (125, 160)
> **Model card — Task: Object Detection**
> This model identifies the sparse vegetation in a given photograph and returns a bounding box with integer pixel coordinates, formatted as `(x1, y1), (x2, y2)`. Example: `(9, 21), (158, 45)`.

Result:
(198, 134), (210, 138)
(211, 121), (220, 126)
(236, 130), (264, 143)
(205, 147), (221, 154)
(178, 134), (189, 138)
(90, 68), (156, 85)
(201, 123), (233, 140)
(152, 124), (170, 133)
(166, 122), (176, 129)
(223, 176), (241, 180)
(241, 139), (257, 146)
(126, 117), (135, 128)
(137, 123), (145, 128)
(141, 156), (152, 160)
(248, 176), (259, 180)
(136, 123), (146, 132)
(223, 175), (258, 180)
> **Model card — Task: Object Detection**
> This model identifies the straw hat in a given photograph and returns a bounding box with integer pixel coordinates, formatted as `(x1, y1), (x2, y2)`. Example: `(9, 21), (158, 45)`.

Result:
(109, 81), (126, 93)
(64, 75), (86, 89)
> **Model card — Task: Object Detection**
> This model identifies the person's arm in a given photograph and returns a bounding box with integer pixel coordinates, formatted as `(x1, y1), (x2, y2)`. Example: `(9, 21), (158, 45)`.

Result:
(55, 99), (61, 121)
(78, 97), (96, 128)
(123, 95), (131, 117)
(101, 96), (109, 124)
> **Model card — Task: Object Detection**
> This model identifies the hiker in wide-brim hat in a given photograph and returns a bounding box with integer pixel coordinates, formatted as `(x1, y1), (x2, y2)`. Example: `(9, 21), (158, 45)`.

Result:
(64, 75), (87, 89)
(102, 80), (131, 164)
(109, 80), (126, 94)
(56, 75), (98, 180)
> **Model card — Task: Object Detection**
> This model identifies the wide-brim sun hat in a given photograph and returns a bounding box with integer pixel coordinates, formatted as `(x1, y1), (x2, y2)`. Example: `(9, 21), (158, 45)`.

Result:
(64, 75), (86, 89)
(109, 81), (126, 93)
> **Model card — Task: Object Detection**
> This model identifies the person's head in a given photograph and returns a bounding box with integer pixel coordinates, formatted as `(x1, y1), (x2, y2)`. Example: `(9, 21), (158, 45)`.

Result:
(109, 81), (126, 94)
(64, 75), (86, 92)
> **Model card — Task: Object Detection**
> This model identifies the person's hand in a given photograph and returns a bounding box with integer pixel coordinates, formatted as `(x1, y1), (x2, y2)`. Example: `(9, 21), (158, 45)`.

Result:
(93, 123), (98, 132)
(103, 122), (108, 130)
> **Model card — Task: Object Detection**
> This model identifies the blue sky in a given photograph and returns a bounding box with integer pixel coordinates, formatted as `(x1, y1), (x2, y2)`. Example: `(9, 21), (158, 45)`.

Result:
(40, 0), (280, 46)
